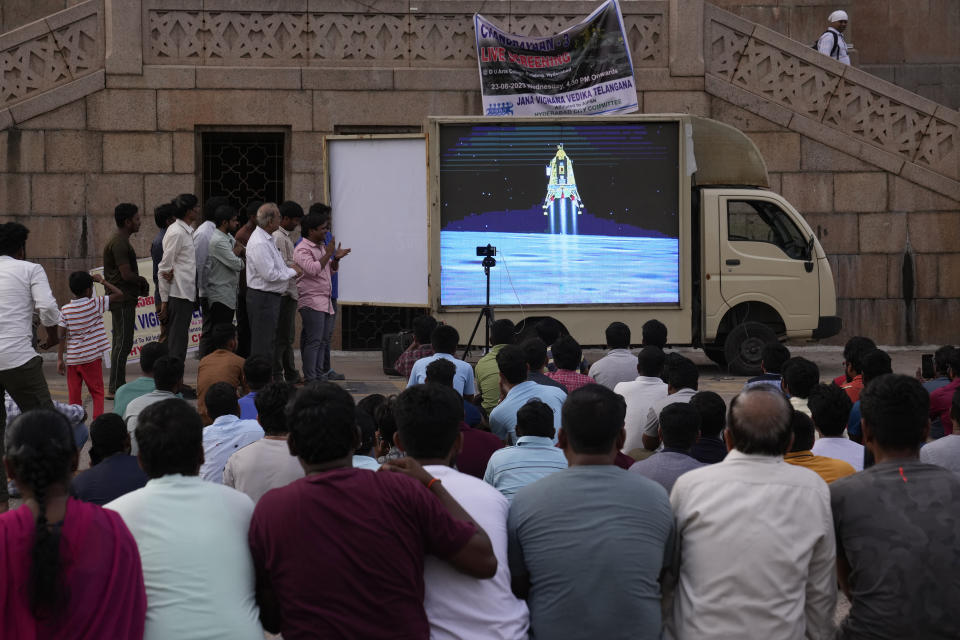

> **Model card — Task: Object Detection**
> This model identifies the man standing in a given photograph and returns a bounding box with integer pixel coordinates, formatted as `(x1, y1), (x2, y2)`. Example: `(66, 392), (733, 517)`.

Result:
(665, 386), (836, 639)
(294, 211), (348, 383)
(272, 201), (304, 383)
(157, 194), (199, 369)
(195, 196), (229, 358)
(588, 322), (638, 389)
(247, 382), (496, 638)
(394, 384), (530, 639)
(204, 205), (243, 331)
(311, 203), (347, 380)
(831, 374), (960, 639)
(103, 203), (149, 398)
(816, 10), (850, 65)
(0, 222), (60, 510)
(507, 384), (675, 640)
(245, 203), (300, 359)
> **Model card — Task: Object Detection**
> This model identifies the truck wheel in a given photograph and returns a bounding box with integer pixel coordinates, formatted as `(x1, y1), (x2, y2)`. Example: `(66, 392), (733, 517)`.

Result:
(724, 322), (779, 376)
(703, 347), (727, 368)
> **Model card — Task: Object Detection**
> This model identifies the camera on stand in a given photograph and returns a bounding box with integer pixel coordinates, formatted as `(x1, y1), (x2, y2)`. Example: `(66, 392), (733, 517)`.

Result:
(463, 245), (498, 358)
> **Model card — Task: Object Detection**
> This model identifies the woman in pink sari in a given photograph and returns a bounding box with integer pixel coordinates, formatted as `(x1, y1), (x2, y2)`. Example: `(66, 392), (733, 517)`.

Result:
(1, 409), (146, 639)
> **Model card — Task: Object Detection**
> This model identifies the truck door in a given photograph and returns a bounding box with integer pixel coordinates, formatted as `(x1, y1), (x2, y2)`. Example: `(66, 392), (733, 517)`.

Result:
(718, 196), (819, 331)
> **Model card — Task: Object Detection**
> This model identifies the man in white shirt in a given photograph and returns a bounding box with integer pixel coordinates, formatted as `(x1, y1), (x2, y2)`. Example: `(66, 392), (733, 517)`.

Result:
(809, 383), (863, 470)
(201, 382), (264, 483)
(407, 324), (476, 401)
(642, 354), (698, 451)
(0, 222), (61, 508)
(665, 386), (836, 640)
(245, 203), (300, 359)
(124, 356), (183, 455)
(588, 322), (638, 389)
(816, 10), (850, 65)
(394, 383), (529, 640)
(224, 381), (303, 502)
(157, 195), (199, 367)
(781, 356), (819, 418)
(615, 346), (668, 453)
(107, 397), (264, 640)
(271, 201), (304, 383)
(195, 195), (228, 358)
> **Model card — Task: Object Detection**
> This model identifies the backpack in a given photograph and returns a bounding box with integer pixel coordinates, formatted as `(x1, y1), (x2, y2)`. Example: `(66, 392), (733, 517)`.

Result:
(812, 30), (840, 59)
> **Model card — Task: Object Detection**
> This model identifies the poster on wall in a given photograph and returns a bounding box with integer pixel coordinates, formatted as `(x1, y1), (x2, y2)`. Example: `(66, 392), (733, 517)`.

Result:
(92, 258), (202, 364)
(474, 0), (637, 116)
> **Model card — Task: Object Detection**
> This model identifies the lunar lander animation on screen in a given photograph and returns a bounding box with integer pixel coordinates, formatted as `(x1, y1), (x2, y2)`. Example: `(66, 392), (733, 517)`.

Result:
(542, 144), (585, 235)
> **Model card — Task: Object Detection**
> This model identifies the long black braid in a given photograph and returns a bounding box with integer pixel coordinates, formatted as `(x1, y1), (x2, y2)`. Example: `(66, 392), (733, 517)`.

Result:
(5, 409), (76, 619)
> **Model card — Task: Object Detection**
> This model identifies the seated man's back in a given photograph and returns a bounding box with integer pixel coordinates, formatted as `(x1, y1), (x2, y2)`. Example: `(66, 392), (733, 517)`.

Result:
(510, 467), (673, 639)
(831, 374), (960, 640)
(667, 388), (835, 640)
(508, 385), (675, 640)
(251, 466), (475, 639)
(107, 399), (262, 640)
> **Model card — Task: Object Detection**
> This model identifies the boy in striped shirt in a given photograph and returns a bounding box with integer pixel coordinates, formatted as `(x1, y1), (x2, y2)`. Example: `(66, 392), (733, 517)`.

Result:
(57, 271), (124, 418)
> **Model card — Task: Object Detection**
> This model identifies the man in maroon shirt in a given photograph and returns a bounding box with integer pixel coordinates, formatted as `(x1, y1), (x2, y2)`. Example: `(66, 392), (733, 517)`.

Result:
(248, 382), (497, 639)
(394, 315), (438, 378)
(930, 348), (960, 436)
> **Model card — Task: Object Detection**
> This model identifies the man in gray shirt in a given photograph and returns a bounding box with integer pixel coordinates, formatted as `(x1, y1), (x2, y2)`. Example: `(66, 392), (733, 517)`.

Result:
(832, 374), (960, 640)
(630, 403), (705, 492)
(507, 384), (675, 640)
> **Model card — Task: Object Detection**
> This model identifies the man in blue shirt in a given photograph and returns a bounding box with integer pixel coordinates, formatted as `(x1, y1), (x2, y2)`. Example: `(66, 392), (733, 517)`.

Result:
(489, 344), (566, 443)
(407, 324), (476, 401)
(484, 398), (567, 501)
(629, 403), (705, 492)
(201, 382), (264, 483)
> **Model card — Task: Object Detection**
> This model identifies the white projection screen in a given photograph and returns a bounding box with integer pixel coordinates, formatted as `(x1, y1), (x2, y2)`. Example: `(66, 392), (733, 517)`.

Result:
(326, 136), (429, 306)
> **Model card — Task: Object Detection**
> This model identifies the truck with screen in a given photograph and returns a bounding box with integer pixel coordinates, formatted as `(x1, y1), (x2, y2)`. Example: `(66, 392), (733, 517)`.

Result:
(427, 115), (841, 374)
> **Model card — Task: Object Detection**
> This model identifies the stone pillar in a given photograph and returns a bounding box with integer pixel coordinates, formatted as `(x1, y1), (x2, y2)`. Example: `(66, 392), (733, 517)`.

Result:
(104, 0), (142, 75)
(669, 0), (704, 77)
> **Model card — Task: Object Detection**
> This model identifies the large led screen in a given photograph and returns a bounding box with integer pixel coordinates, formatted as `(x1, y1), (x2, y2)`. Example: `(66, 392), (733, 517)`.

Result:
(438, 122), (680, 306)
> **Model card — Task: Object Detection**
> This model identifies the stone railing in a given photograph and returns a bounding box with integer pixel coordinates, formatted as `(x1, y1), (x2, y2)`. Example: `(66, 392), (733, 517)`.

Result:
(704, 4), (959, 200)
(141, 0), (667, 69)
(0, 0), (104, 127)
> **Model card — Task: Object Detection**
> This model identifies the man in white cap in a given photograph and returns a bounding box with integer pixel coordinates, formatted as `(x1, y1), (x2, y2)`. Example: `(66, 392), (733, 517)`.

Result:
(817, 10), (850, 64)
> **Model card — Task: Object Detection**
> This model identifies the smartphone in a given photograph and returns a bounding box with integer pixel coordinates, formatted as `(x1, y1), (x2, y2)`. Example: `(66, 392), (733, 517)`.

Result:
(921, 353), (935, 379)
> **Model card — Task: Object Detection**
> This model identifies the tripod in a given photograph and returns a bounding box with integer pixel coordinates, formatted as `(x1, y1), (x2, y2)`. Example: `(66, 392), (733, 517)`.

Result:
(462, 253), (496, 360)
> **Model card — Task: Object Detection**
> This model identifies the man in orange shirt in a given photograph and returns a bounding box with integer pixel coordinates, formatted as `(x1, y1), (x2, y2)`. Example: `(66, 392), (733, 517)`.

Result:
(196, 324), (247, 425)
(784, 410), (855, 484)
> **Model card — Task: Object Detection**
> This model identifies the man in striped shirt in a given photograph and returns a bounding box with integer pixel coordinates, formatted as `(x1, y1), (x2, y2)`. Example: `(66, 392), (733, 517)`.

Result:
(57, 272), (124, 418)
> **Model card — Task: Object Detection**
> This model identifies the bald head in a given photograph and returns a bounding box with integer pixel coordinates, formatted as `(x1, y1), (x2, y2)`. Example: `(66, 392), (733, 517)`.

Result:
(727, 387), (792, 456)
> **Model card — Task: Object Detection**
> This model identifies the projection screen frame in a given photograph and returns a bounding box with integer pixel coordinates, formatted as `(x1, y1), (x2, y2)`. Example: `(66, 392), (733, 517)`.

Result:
(323, 133), (431, 308)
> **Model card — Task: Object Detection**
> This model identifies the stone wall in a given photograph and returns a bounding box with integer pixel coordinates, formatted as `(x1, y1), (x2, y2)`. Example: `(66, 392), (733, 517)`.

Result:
(712, 0), (960, 108)
(0, 0), (81, 34)
(0, 0), (958, 346)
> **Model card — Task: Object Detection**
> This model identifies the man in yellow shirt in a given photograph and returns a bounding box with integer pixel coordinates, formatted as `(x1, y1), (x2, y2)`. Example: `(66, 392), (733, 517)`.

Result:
(785, 410), (855, 483)
(474, 319), (516, 414)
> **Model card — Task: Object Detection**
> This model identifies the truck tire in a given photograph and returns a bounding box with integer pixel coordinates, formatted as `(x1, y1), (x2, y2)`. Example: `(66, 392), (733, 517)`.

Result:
(703, 346), (727, 368)
(723, 321), (779, 376)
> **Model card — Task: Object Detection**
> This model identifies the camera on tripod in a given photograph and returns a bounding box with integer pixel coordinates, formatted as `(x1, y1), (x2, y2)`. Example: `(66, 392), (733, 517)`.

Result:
(476, 245), (497, 257)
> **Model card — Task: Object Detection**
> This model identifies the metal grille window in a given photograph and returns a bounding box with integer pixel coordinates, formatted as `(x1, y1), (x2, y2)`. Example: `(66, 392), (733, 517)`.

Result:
(341, 306), (425, 350)
(201, 131), (286, 209)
